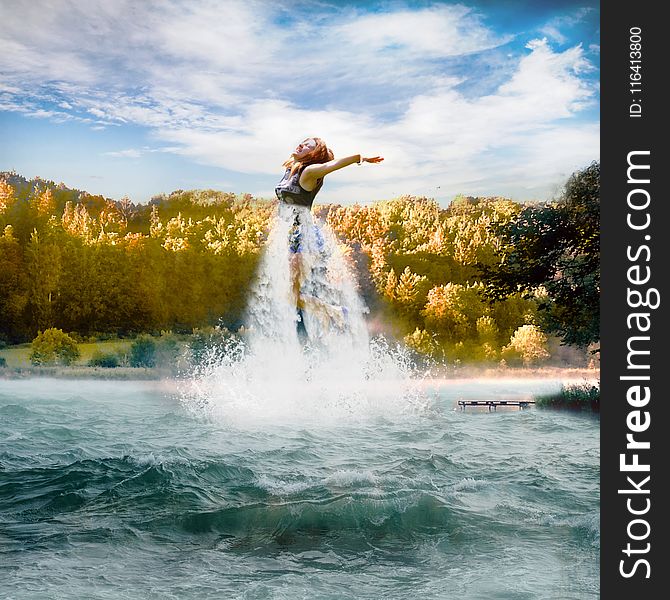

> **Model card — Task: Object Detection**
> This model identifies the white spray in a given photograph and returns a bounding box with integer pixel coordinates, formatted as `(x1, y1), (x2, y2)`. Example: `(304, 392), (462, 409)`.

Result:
(180, 204), (430, 428)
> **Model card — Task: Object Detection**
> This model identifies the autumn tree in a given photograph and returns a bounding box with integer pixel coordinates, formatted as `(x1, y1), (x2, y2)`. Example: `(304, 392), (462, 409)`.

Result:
(422, 283), (488, 341)
(502, 324), (550, 366)
(0, 180), (16, 216)
(0, 171), (591, 361)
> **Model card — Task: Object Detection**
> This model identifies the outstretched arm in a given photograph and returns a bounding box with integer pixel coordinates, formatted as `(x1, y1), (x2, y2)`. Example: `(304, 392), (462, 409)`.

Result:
(300, 154), (383, 188)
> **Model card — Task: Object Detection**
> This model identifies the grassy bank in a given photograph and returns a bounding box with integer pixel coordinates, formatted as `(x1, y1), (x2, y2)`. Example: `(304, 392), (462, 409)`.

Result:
(0, 338), (179, 379)
(535, 382), (600, 412)
(0, 340), (134, 369)
(0, 366), (163, 380)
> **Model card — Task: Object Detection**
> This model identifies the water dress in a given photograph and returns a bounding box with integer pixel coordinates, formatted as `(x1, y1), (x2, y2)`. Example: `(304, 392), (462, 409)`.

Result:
(181, 166), (425, 427)
(246, 164), (369, 351)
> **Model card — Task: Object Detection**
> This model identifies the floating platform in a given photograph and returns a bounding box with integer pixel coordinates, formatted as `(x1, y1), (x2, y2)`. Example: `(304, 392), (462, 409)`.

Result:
(458, 400), (535, 411)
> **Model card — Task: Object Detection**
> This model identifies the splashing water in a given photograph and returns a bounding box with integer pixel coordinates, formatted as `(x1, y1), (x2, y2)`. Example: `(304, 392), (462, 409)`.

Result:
(180, 204), (430, 427)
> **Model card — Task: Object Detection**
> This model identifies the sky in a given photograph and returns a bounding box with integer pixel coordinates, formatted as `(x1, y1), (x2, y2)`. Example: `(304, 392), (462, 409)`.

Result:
(0, 0), (600, 206)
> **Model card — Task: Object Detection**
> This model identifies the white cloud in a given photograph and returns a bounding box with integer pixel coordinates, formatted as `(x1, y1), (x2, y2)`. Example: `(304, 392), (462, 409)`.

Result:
(103, 149), (143, 159)
(0, 0), (599, 203)
(539, 7), (595, 45)
(333, 4), (510, 58)
(539, 25), (567, 45)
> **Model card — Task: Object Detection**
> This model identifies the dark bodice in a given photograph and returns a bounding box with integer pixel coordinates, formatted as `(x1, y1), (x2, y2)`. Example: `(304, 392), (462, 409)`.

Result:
(275, 167), (323, 208)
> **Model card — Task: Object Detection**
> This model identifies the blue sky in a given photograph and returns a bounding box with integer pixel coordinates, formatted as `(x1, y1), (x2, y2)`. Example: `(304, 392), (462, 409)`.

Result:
(0, 0), (600, 205)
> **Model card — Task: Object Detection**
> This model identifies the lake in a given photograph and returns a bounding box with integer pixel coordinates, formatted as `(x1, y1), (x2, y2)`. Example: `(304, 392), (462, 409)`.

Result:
(0, 377), (599, 599)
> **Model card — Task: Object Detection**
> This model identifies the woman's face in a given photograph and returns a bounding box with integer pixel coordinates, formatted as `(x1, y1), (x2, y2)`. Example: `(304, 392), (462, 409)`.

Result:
(293, 138), (316, 159)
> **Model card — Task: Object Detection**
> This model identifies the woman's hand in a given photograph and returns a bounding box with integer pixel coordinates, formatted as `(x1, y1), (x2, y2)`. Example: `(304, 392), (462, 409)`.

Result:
(360, 156), (384, 164)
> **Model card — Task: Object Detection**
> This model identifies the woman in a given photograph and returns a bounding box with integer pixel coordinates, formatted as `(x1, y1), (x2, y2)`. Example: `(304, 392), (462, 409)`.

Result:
(275, 137), (383, 210)
(274, 137), (383, 334)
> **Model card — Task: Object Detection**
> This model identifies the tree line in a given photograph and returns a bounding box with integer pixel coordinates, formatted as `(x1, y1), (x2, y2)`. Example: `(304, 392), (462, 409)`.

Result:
(0, 163), (599, 365)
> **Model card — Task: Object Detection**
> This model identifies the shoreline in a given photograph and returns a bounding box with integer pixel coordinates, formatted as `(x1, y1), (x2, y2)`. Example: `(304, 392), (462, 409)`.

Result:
(426, 365), (598, 381)
(0, 366), (164, 380)
(1, 365), (599, 382)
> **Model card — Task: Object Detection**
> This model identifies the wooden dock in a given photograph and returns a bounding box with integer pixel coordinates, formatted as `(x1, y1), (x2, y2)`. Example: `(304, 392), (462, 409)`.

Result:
(458, 400), (535, 411)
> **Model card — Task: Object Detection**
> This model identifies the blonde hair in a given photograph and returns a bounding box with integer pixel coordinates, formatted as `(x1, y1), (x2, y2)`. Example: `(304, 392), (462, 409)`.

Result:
(283, 137), (334, 177)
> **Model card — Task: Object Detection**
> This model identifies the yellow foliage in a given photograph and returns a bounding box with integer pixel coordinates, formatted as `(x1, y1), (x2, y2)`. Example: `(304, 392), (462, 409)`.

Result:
(62, 202), (96, 240)
(404, 327), (438, 356)
(36, 188), (56, 215)
(0, 176), (550, 350)
(0, 180), (15, 214)
(502, 324), (550, 365)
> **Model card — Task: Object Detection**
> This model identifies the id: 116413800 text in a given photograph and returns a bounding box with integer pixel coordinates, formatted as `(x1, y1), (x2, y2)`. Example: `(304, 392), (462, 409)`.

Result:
(629, 27), (643, 118)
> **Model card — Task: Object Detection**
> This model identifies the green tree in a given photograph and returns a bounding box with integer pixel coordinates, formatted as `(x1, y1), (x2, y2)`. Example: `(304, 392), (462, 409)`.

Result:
(155, 332), (182, 368)
(88, 351), (120, 368)
(30, 328), (80, 365)
(26, 229), (62, 333)
(0, 226), (29, 341)
(475, 316), (500, 362)
(394, 267), (429, 314)
(130, 335), (157, 367)
(482, 162), (599, 348)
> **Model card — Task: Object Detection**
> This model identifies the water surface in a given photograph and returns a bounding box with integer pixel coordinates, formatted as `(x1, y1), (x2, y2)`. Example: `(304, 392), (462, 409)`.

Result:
(0, 377), (599, 599)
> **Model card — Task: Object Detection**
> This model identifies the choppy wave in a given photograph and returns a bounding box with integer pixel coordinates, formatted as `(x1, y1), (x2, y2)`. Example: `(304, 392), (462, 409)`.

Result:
(0, 378), (599, 599)
(0, 451), (598, 548)
(1, 455), (452, 552)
